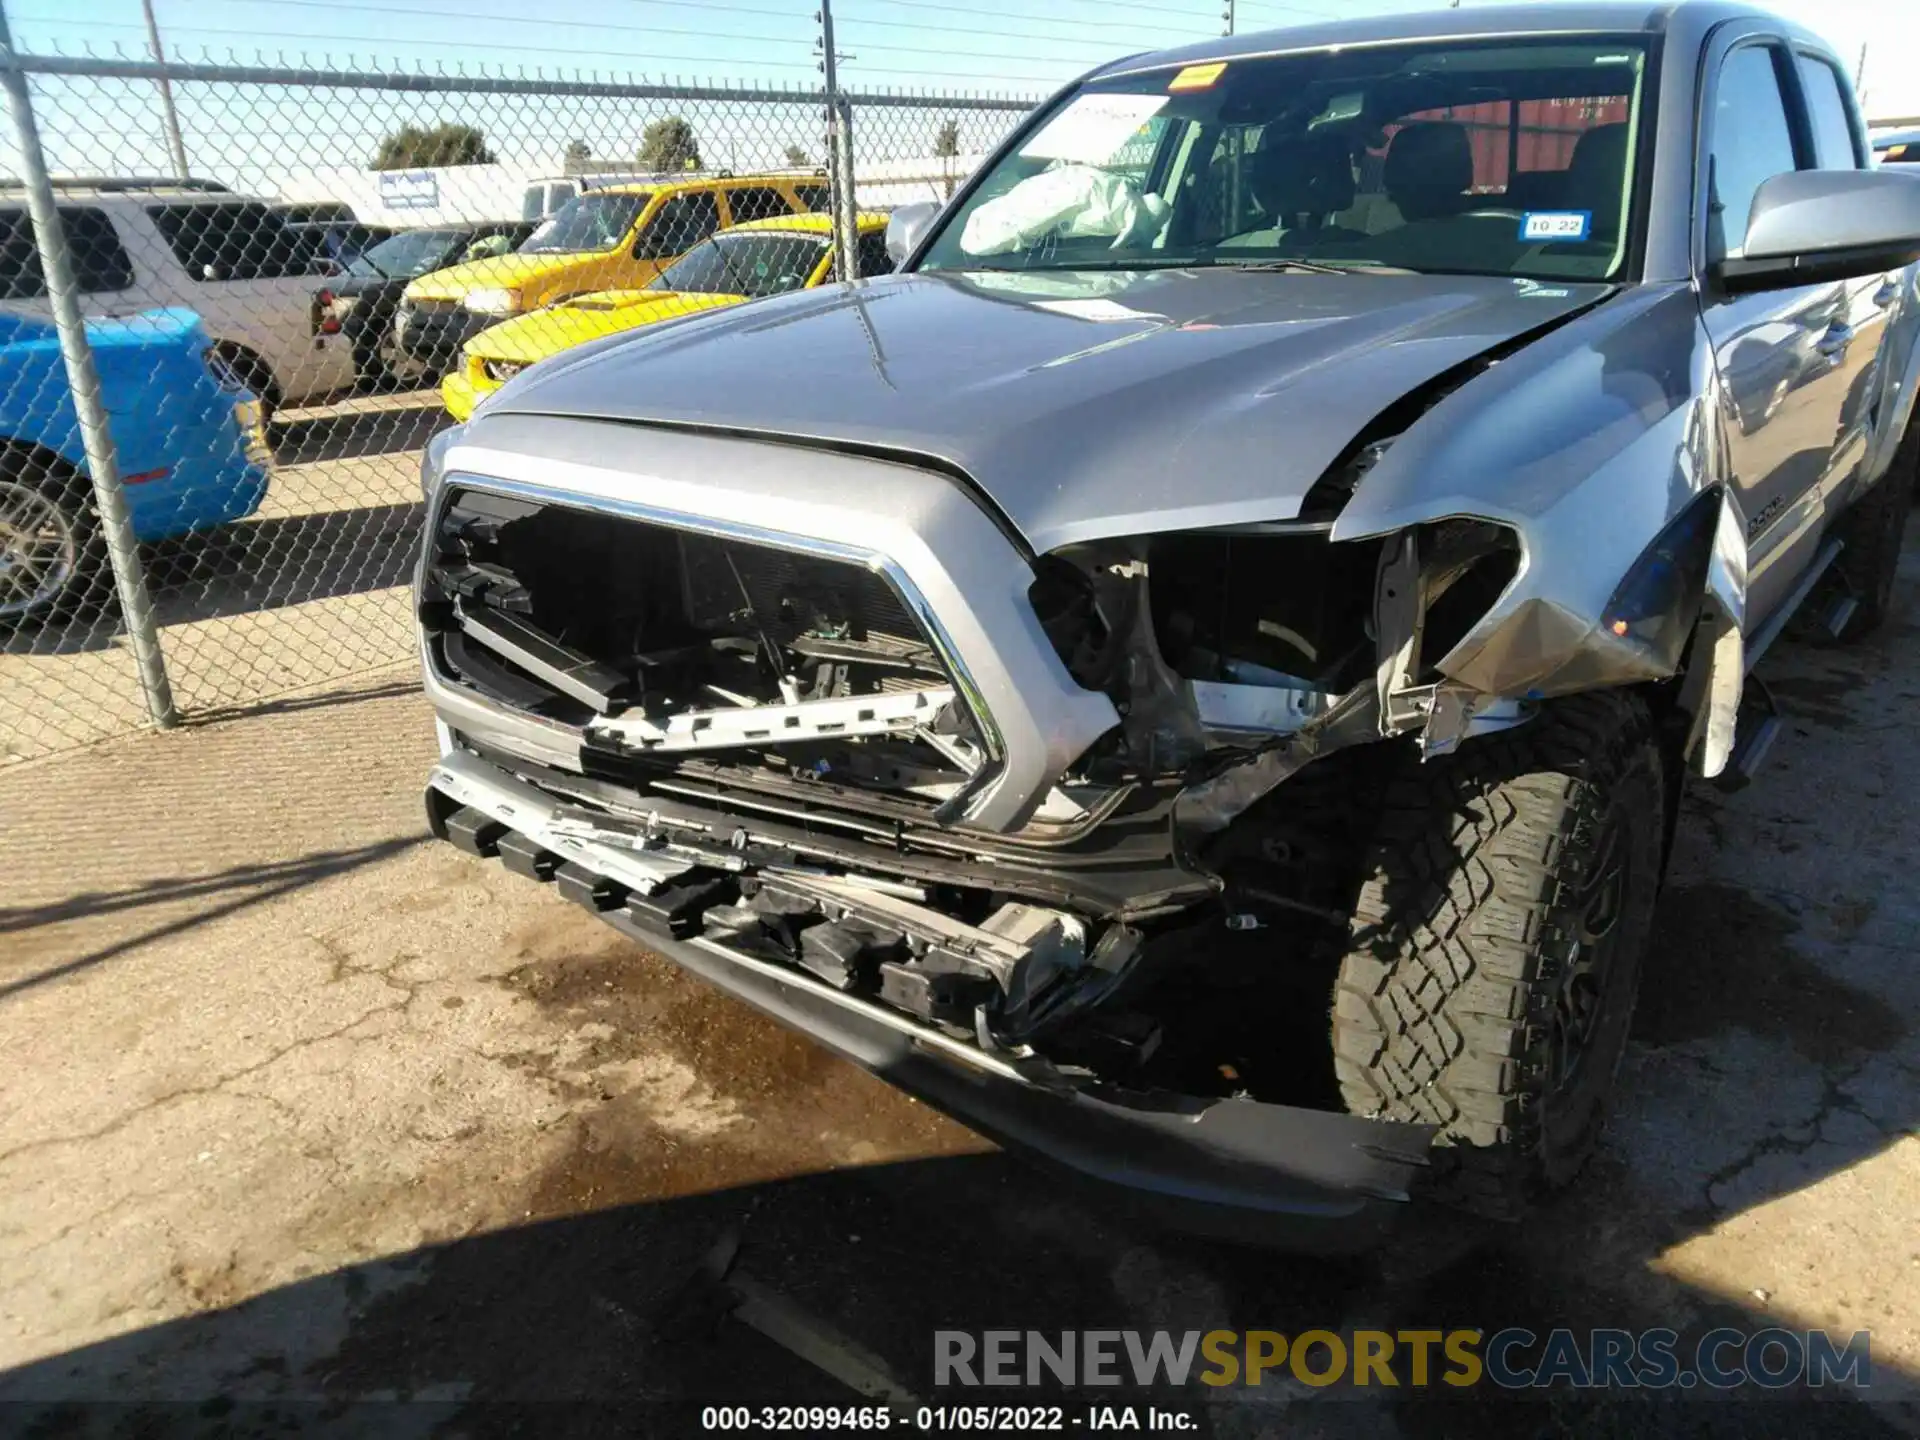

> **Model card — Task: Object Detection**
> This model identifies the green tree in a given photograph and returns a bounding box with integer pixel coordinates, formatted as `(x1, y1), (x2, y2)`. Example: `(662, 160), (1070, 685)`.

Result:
(933, 118), (961, 159)
(637, 117), (702, 173)
(564, 138), (591, 168)
(370, 121), (494, 169)
(783, 142), (812, 167)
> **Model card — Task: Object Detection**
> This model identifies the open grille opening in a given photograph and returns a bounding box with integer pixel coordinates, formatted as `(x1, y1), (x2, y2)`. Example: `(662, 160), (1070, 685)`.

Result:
(421, 486), (983, 790)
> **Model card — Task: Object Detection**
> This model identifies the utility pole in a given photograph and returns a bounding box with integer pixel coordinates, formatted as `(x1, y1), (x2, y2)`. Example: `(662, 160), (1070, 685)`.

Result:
(1222, 1), (1234, 36)
(140, 0), (190, 180)
(816, 0), (858, 281)
(1856, 40), (1869, 112)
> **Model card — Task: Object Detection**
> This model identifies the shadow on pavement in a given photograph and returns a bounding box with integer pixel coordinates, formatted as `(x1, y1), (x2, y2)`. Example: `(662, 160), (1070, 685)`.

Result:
(0, 503), (423, 657)
(270, 400), (450, 467)
(0, 836), (421, 1000)
(0, 1148), (1908, 1436)
(187, 673), (419, 726)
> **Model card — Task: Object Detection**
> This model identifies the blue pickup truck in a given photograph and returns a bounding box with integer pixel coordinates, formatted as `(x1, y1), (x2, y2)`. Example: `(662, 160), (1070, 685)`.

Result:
(0, 307), (269, 622)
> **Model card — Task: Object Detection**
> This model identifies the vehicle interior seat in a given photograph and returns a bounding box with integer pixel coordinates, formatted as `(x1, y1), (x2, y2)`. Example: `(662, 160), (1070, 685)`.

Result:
(1561, 122), (1630, 241)
(1220, 134), (1363, 247)
(1383, 120), (1475, 222)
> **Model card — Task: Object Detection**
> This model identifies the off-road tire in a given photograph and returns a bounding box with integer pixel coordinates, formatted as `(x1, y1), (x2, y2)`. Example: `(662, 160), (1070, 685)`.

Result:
(0, 451), (106, 626)
(1330, 691), (1665, 1220)
(1831, 419), (1918, 641)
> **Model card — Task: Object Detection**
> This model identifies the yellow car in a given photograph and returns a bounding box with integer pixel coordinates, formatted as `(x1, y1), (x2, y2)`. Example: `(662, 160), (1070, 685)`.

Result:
(443, 211), (892, 420)
(397, 173), (828, 373)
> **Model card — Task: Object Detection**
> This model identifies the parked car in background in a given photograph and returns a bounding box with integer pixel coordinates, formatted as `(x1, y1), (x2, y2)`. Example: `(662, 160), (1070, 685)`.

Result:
(518, 170), (830, 222)
(319, 220), (537, 385)
(0, 181), (359, 422)
(0, 307), (268, 622)
(286, 219), (395, 275)
(1874, 128), (1920, 164)
(272, 200), (357, 225)
(416, 3), (1920, 1243)
(442, 211), (893, 419)
(396, 174), (828, 372)
(520, 173), (664, 221)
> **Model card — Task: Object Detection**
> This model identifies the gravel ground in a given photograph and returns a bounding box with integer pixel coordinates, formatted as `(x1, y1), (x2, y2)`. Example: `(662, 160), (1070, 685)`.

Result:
(0, 540), (1916, 1436)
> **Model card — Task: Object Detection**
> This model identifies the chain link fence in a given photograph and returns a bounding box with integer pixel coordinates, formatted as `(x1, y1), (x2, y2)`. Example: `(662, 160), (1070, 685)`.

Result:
(0, 47), (1036, 765)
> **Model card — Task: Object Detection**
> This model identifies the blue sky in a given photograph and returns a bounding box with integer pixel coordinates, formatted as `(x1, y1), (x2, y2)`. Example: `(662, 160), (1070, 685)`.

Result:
(9, 0), (1906, 110)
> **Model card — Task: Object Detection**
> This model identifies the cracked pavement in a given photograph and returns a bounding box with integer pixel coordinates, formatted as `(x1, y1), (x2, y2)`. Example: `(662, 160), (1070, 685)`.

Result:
(0, 542), (1917, 1432)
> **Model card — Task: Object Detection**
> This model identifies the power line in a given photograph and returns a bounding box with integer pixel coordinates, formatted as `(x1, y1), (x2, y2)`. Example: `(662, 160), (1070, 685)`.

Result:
(1056, 0), (1220, 19)
(1235, 0), (1346, 18)
(832, 33), (1155, 61)
(837, 9), (1197, 48)
(133, 0), (818, 47)
(12, 2), (1086, 87)
(8, 17), (822, 72)
(850, 0), (1201, 39)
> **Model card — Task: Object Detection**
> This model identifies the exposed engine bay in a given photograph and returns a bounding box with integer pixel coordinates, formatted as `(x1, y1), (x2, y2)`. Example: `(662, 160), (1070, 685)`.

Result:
(420, 479), (1531, 1105)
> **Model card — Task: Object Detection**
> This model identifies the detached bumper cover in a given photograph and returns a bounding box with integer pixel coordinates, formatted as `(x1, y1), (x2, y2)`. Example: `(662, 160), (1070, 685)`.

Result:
(425, 753), (1435, 1247)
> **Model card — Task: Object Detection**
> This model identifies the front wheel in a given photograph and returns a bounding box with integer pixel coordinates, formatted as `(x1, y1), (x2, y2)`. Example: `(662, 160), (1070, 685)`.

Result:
(0, 455), (105, 625)
(1330, 691), (1665, 1219)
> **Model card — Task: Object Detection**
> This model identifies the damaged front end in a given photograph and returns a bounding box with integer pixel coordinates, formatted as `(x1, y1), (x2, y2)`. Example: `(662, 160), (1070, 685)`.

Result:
(417, 444), (1533, 1151)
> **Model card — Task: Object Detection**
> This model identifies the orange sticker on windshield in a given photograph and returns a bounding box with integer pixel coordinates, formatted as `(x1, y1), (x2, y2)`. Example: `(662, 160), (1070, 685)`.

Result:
(1168, 62), (1226, 91)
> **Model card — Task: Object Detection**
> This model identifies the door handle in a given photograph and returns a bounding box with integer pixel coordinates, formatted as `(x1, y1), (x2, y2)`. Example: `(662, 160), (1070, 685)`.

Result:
(1815, 322), (1854, 360)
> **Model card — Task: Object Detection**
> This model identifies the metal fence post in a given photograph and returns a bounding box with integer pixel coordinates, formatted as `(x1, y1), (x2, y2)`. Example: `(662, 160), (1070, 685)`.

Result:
(0, 10), (178, 728)
(831, 95), (859, 275)
(818, 0), (859, 282)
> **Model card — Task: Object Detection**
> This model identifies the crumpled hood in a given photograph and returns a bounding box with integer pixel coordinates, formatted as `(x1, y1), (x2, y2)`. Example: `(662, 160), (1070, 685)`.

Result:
(487, 267), (1612, 553)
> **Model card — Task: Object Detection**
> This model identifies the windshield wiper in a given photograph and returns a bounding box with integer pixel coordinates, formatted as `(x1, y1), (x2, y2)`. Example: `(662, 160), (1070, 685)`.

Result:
(1214, 259), (1412, 276)
(956, 258), (1202, 273)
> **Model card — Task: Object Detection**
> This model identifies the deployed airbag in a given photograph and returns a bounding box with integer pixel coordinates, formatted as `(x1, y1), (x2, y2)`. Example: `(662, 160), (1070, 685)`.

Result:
(960, 165), (1170, 256)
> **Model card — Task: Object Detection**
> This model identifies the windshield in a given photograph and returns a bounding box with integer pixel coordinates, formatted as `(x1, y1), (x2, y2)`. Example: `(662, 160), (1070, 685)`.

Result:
(919, 38), (1649, 281)
(354, 228), (464, 279)
(522, 192), (650, 254)
(653, 231), (831, 298)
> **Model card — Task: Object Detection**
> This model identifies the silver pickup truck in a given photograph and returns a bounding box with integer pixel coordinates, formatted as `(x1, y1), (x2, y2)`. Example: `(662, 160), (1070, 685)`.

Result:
(414, 2), (1920, 1246)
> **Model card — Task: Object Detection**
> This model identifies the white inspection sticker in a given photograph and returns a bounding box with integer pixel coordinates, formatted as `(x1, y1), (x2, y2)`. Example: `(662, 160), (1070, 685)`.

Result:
(1520, 210), (1593, 242)
(1019, 92), (1167, 164)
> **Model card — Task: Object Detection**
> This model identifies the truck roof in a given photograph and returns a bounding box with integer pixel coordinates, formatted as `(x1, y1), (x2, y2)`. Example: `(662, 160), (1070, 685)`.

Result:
(1087, 2), (1835, 81)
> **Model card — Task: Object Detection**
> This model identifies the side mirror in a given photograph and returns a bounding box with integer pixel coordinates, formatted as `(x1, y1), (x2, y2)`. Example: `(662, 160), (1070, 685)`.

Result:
(885, 201), (940, 266)
(1716, 169), (1920, 292)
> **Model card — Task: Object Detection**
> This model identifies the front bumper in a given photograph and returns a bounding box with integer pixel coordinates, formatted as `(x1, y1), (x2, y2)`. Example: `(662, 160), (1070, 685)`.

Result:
(398, 305), (494, 370)
(425, 747), (1435, 1250)
(440, 366), (483, 421)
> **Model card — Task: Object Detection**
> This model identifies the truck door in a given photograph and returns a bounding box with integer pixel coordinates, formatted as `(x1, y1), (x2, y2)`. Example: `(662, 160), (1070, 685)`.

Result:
(1790, 50), (1897, 500)
(1695, 39), (1856, 627)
